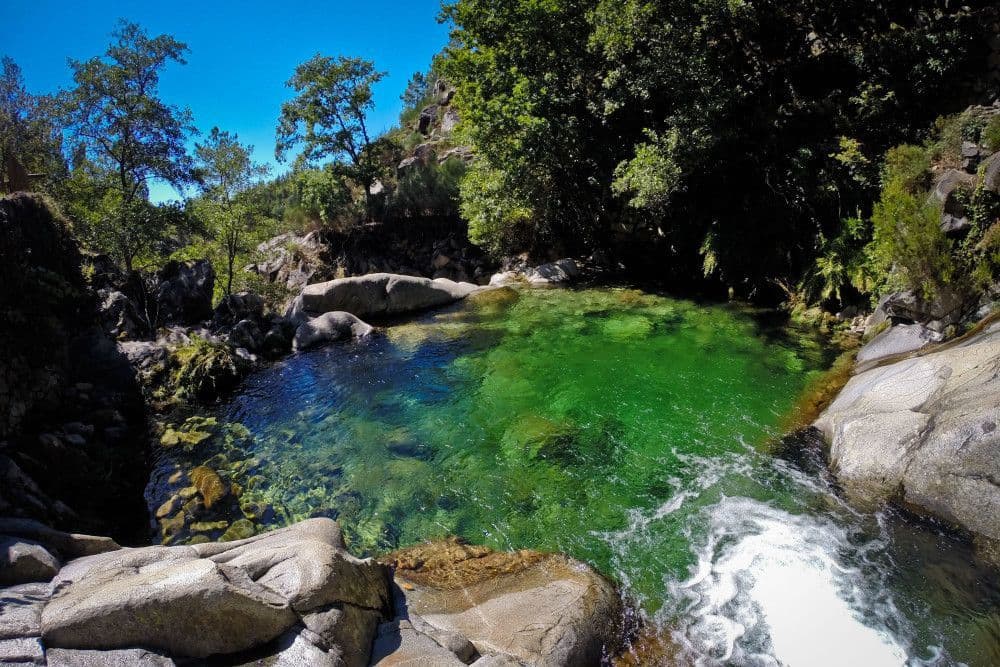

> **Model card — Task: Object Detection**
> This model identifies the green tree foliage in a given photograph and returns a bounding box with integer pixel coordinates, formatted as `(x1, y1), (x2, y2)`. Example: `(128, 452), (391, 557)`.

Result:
(441, 0), (607, 254)
(442, 0), (994, 296)
(0, 57), (65, 193)
(61, 20), (195, 270)
(388, 158), (467, 221)
(867, 178), (954, 301)
(401, 71), (432, 110)
(192, 127), (270, 296)
(982, 116), (1000, 154)
(276, 55), (388, 221)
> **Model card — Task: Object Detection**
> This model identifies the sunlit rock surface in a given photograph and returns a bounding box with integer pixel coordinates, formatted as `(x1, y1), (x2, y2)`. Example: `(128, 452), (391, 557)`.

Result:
(816, 321), (1000, 548)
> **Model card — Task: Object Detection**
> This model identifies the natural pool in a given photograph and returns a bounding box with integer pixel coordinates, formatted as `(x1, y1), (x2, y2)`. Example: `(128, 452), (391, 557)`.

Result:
(151, 286), (1000, 665)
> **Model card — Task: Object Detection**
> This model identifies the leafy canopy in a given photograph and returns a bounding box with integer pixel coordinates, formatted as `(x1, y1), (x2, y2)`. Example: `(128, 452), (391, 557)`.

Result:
(61, 20), (195, 270)
(276, 55), (388, 218)
(193, 127), (270, 296)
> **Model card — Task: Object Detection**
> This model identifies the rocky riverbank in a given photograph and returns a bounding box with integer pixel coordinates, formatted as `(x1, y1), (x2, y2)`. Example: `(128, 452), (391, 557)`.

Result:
(0, 518), (624, 666)
(814, 314), (1000, 563)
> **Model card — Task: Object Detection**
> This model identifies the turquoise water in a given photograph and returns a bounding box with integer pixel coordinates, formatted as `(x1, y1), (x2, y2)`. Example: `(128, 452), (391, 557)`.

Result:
(152, 286), (999, 665)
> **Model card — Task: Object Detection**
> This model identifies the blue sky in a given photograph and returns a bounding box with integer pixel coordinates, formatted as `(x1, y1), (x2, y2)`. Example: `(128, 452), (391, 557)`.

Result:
(5, 0), (451, 201)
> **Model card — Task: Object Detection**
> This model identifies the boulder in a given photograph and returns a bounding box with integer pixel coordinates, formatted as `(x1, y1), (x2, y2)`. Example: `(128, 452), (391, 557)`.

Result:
(961, 140), (985, 171)
(250, 232), (326, 292)
(39, 519), (391, 660)
(213, 291), (265, 327)
(117, 340), (169, 371)
(293, 312), (374, 351)
(42, 558), (297, 657)
(378, 538), (623, 666)
(0, 536), (60, 585)
(398, 156), (422, 172)
(97, 289), (144, 340)
(931, 169), (975, 217)
(855, 323), (942, 367)
(418, 104), (438, 135)
(0, 519), (119, 559)
(982, 151), (1000, 193)
(435, 79), (455, 105)
(878, 289), (968, 331)
(231, 318), (264, 351)
(0, 581), (49, 639)
(301, 603), (384, 666)
(289, 273), (480, 322)
(370, 619), (469, 666)
(0, 635), (44, 663)
(154, 260), (215, 325)
(438, 146), (474, 164)
(237, 628), (340, 667)
(440, 107), (460, 134)
(46, 648), (176, 666)
(490, 259), (581, 287)
(261, 320), (295, 358)
(814, 322), (1000, 548)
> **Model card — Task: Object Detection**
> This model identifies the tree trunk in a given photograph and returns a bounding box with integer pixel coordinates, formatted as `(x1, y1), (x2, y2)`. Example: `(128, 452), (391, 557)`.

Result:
(364, 182), (373, 222)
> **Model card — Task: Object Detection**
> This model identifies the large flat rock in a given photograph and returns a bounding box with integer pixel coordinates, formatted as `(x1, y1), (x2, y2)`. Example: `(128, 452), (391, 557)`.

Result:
(288, 273), (480, 322)
(377, 538), (623, 666)
(815, 322), (1000, 545)
(35, 518), (391, 660)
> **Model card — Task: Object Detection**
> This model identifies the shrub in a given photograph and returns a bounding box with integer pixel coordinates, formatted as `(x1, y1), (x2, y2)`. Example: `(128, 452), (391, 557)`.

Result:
(866, 179), (954, 301)
(882, 144), (931, 194)
(459, 161), (536, 256)
(388, 157), (466, 220)
(982, 116), (1000, 153)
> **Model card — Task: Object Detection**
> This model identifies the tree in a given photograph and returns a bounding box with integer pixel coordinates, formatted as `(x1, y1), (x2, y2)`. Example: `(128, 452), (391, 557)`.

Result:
(193, 127), (270, 296)
(441, 0), (996, 297)
(0, 56), (65, 193)
(401, 71), (431, 110)
(275, 55), (386, 220)
(61, 20), (194, 271)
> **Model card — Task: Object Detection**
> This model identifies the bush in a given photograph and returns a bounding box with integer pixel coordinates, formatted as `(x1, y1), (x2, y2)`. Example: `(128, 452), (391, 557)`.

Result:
(982, 116), (1000, 153)
(882, 144), (931, 194)
(459, 161), (536, 256)
(867, 178), (954, 300)
(388, 157), (466, 220)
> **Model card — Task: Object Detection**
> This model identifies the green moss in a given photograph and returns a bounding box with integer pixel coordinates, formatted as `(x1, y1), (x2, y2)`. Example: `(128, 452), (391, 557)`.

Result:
(220, 519), (256, 542)
(190, 520), (229, 533)
(169, 337), (245, 402)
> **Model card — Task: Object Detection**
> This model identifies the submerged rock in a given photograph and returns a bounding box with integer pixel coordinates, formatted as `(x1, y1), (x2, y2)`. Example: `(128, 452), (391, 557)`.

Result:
(376, 538), (624, 666)
(815, 321), (1000, 552)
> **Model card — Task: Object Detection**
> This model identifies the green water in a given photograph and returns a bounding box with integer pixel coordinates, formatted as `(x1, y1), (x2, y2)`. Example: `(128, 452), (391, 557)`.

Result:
(150, 286), (1000, 665)
(223, 288), (823, 565)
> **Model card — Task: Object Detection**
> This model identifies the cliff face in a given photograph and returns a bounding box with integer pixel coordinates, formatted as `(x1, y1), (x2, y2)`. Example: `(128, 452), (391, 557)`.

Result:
(0, 193), (148, 542)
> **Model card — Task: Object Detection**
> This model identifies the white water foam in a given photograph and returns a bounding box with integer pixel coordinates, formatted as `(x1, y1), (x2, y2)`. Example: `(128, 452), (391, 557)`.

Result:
(666, 496), (909, 666)
(598, 448), (934, 666)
